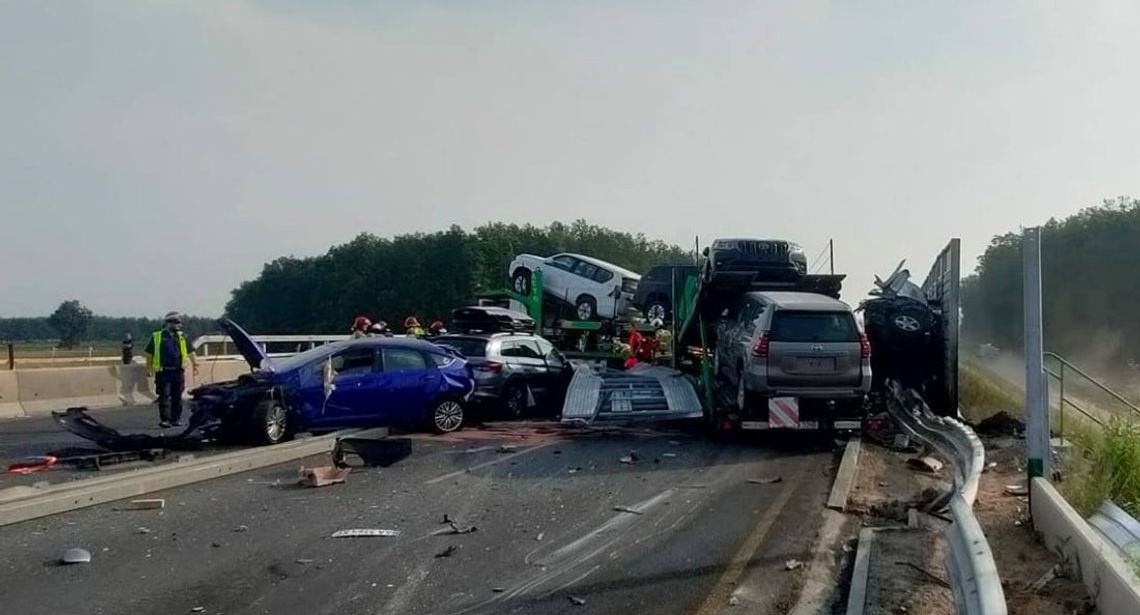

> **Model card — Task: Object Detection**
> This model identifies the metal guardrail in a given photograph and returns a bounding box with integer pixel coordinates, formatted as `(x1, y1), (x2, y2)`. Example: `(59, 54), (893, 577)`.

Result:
(885, 381), (1007, 615)
(1089, 501), (1140, 560)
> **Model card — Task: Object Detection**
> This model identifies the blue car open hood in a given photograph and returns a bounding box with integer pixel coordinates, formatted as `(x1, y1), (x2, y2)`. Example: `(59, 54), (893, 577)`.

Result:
(218, 318), (276, 372)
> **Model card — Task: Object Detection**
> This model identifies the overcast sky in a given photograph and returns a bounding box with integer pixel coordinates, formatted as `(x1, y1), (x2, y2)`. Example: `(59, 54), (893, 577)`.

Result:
(2, 1), (1138, 317)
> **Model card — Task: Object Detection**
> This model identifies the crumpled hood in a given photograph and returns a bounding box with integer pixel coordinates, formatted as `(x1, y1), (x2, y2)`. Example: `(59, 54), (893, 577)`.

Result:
(218, 318), (276, 372)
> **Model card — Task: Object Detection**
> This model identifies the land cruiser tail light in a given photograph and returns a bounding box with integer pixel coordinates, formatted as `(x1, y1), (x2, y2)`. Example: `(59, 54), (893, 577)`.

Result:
(751, 333), (770, 358)
(859, 334), (872, 359)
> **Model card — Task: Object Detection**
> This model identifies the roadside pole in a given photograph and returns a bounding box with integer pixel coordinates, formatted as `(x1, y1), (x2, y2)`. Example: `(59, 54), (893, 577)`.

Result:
(1023, 226), (1050, 480)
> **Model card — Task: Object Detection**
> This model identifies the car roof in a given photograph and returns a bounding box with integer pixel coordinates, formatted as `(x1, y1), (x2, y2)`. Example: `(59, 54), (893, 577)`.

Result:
(554, 253), (641, 279)
(712, 238), (800, 246)
(748, 291), (852, 311)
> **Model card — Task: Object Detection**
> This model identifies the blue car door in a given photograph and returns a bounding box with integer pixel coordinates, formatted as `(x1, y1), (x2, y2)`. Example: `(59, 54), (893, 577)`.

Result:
(377, 347), (439, 424)
(320, 346), (383, 426)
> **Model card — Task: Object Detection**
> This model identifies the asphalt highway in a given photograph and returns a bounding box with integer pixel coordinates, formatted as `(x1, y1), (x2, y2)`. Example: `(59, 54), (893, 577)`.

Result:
(0, 421), (839, 615)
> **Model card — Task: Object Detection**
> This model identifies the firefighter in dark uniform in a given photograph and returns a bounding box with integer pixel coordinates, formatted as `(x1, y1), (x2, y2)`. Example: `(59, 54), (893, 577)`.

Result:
(144, 312), (198, 428)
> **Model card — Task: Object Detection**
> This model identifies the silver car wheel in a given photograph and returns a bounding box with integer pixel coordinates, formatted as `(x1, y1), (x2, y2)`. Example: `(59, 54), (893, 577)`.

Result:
(266, 404), (287, 442)
(513, 275), (527, 294)
(894, 314), (921, 332)
(647, 303), (667, 322)
(434, 400), (464, 432)
(576, 302), (593, 320)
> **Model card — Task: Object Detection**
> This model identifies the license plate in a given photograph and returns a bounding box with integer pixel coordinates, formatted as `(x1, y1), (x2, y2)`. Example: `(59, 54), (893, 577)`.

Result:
(834, 420), (862, 430)
(796, 421), (819, 430)
(741, 421), (769, 430)
(797, 358), (836, 372)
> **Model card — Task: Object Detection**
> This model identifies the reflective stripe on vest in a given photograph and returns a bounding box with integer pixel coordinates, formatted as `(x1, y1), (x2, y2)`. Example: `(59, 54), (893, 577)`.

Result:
(151, 330), (189, 370)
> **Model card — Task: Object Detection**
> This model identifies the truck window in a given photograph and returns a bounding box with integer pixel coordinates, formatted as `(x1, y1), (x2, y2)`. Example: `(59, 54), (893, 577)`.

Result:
(770, 311), (858, 342)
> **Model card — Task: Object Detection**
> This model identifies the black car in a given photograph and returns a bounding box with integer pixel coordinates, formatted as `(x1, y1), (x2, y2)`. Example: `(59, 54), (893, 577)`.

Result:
(452, 305), (535, 334)
(633, 265), (699, 322)
(702, 238), (808, 284)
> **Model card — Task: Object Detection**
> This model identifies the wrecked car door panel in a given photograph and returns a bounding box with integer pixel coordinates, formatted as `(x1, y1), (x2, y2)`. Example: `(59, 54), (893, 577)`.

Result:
(315, 347), (382, 426)
(378, 347), (438, 422)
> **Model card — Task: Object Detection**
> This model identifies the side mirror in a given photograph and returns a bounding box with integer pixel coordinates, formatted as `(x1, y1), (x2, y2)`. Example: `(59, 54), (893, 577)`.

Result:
(322, 357), (336, 400)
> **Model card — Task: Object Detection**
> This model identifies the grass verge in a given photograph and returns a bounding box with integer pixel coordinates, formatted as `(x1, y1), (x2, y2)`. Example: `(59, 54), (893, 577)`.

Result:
(959, 361), (1023, 424)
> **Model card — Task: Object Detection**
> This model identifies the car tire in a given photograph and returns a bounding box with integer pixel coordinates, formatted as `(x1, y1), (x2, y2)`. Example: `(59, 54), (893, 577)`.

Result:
(575, 295), (598, 321)
(252, 400), (292, 445)
(512, 268), (532, 296)
(645, 296), (670, 322)
(430, 397), (466, 433)
(502, 382), (526, 419)
(886, 300), (934, 339)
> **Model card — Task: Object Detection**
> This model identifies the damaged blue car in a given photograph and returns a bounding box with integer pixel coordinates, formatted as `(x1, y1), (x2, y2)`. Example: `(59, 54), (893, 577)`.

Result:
(186, 319), (474, 444)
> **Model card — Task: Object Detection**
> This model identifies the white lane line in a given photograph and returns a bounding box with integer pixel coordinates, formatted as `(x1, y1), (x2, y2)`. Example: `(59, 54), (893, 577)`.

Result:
(424, 443), (554, 485)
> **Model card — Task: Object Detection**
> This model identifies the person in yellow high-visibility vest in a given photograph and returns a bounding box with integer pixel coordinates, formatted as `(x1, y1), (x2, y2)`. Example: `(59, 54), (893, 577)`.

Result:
(144, 312), (198, 428)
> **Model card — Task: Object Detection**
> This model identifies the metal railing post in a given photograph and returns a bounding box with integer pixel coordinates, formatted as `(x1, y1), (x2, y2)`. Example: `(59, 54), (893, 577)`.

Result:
(1023, 226), (1050, 480)
(1058, 363), (1065, 442)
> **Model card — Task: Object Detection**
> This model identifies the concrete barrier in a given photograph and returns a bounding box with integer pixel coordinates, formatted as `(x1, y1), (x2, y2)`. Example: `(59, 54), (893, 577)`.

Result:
(4, 359), (252, 418)
(17, 365), (124, 416)
(0, 371), (25, 419)
(1032, 477), (1140, 614)
(0, 431), (349, 526)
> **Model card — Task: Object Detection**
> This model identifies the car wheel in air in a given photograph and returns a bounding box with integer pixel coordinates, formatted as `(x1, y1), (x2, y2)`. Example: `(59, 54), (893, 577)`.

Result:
(887, 300), (934, 338)
(575, 295), (598, 321)
(645, 298), (669, 323)
(431, 398), (465, 433)
(512, 268), (532, 296)
(502, 383), (526, 419)
(253, 400), (291, 445)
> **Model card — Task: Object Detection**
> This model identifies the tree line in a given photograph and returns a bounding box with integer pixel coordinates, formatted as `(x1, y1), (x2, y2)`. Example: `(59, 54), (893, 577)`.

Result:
(0, 300), (216, 347)
(224, 220), (693, 334)
(962, 197), (1140, 365)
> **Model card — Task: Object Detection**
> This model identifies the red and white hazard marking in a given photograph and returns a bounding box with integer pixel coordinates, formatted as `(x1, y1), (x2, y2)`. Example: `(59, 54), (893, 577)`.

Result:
(767, 397), (799, 428)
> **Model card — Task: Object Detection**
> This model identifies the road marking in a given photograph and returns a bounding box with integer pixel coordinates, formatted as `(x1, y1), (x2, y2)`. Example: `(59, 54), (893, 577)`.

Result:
(424, 443), (554, 485)
(692, 463), (806, 615)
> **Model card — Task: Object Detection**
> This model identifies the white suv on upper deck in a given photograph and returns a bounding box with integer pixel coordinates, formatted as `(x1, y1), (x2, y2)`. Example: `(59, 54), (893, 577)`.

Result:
(508, 253), (640, 321)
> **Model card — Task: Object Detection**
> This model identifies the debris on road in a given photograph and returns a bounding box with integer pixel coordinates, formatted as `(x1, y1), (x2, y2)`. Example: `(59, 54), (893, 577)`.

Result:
(232, 525), (249, 533)
(568, 595), (586, 606)
(122, 498), (165, 511)
(568, 467), (582, 474)
(60, 548), (91, 565)
(492, 587), (505, 593)
(747, 476), (782, 485)
(295, 559), (314, 565)
(497, 444), (519, 453)
(1027, 564), (1060, 593)
(612, 505), (644, 515)
(299, 465), (350, 488)
(136, 527), (151, 535)
(331, 529), (400, 538)
(784, 559), (803, 571)
(891, 434), (911, 450)
(536, 532), (544, 541)
(894, 561), (950, 589)
(435, 545), (459, 558)
(905, 456), (944, 473)
(1004, 483), (1029, 496)
(728, 595), (740, 606)
(974, 411), (1025, 437)
(661, 452), (677, 458)
(6, 455), (58, 474)
(619, 455), (635, 464)
(190, 608), (205, 613)
(434, 518), (478, 535)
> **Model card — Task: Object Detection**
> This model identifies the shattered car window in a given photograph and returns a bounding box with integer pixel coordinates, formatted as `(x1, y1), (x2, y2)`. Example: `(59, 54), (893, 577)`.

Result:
(382, 348), (428, 373)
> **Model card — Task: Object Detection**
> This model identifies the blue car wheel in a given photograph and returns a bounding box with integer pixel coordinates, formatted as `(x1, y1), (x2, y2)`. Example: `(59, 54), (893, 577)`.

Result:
(431, 398), (465, 433)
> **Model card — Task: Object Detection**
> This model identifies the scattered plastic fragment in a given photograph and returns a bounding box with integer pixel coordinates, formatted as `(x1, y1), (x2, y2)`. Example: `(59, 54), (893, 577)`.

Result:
(1005, 484), (1029, 496)
(784, 559), (803, 571)
(728, 596), (740, 606)
(906, 456), (944, 473)
(61, 548), (91, 565)
(331, 529), (400, 538)
(299, 465), (349, 488)
(612, 505), (644, 516)
(568, 595), (586, 606)
(747, 477), (782, 485)
(435, 545), (459, 558)
(233, 525), (249, 533)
